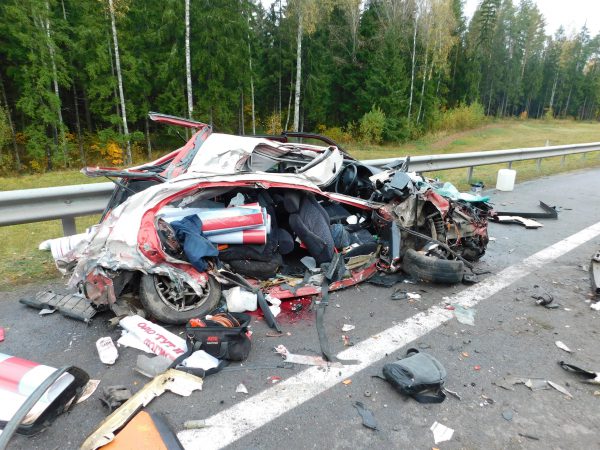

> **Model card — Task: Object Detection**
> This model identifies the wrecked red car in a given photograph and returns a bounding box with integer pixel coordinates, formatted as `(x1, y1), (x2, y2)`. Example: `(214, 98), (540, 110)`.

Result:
(36, 113), (492, 324)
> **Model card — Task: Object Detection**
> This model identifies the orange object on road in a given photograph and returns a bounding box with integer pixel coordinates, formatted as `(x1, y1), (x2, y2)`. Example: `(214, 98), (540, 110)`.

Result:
(101, 411), (183, 450)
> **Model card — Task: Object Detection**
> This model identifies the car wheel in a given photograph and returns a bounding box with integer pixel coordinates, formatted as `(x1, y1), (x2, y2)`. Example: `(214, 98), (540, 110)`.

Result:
(139, 274), (221, 324)
(402, 248), (464, 284)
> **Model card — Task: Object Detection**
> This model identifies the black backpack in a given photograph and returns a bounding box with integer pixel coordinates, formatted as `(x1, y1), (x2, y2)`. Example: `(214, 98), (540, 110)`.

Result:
(382, 349), (447, 403)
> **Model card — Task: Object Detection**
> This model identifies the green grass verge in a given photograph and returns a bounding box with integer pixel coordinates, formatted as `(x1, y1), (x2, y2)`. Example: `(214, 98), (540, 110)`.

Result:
(1, 118), (599, 290)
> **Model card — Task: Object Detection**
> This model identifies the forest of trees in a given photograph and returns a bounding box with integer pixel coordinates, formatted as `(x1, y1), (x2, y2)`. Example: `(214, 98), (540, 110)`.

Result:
(1, 0), (600, 173)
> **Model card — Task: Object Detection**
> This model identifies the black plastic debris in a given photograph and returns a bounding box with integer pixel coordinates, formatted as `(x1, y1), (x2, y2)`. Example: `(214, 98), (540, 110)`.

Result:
(381, 349), (447, 403)
(100, 386), (133, 412)
(494, 201), (558, 220)
(20, 291), (97, 323)
(367, 272), (411, 287)
(532, 292), (559, 309)
(353, 401), (378, 430)
(559, 361), (600, 384)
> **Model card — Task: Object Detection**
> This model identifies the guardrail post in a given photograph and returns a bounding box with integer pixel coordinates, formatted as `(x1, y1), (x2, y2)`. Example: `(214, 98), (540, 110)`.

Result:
(61, 217), (76, 236)
(536, 158), (542, 172)
(507, 161), (513, 169)
(467, 166), (473, 184)
(561, 155), (566, 166)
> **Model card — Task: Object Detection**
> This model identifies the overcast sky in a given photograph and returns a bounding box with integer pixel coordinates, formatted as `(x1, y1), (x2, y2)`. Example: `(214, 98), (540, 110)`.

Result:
(463, 0), (600, 36)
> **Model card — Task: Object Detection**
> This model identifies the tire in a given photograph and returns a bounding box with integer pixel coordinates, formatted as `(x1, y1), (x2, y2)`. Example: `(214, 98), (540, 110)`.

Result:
(139, 274), (221, 324)
(402, 248), (464, 284)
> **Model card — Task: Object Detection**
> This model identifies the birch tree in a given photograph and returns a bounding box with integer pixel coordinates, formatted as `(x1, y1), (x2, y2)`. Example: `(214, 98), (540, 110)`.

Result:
(288, 0), (332, 132)
(107, 0), (131, 165)
(185, 0), (193, 119)
(44, 1), (68, 166)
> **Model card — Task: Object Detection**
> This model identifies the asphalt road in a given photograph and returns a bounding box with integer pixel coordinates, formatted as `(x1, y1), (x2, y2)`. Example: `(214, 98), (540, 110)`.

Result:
(2, 168), (600, 450)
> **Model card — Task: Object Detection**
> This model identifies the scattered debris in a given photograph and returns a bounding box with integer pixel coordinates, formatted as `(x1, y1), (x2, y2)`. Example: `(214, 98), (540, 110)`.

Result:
(430, 421), (454, 444)
(135, 355), (172, 378)
(341, 324), (355, 332)
(480, 394), (494, 405)
(77, 379), (101, 404)
(19, 291), (97, 323)
(364, 390), (372, 398)
(38, 308), (56, 316)
(118, 315), (186, 361)
(0, 327), (4, 342)
(236, 383), (249, 394)
(559, 361), (600, 385)
(473, 365), (481, 371)
(382, 350), (447, 403)
(493, 216), (543, 229)
(547, 380), (573, 399)
(591, 302), (600, 311)
(493, 201), (558, 221)
(532, 292), (558, 308)
(267, 376), (281, 384)
(96, 337), (119, 365)
(274, 344), (341, 367)
(525, 378), (549, 391)
(81, 369), (203, 450)
(590, 250), (600, 296)
(224, 286), (257, 313)
(342, 379), (352, 385)
(183, 419), (210, 429)
(353, 401), (378, 430)
(453, 305), (475, 326)
(518, 432), (540, 441)
(502, 410), (513, 421)
(493, 377), (519, 391)
(555, 341), (572, 353)
(342, 335), (351, 346)
(443, 387), (461, 400)
(100, 386), (133, 412)
(180, 350), (220, 371)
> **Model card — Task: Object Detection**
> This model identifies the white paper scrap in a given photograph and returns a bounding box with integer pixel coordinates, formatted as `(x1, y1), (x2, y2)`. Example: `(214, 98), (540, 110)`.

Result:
(430, 421), (454, 444)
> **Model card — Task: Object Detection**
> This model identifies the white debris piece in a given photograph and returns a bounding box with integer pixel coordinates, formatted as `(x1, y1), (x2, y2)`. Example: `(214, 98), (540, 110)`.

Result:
(274, 344), (342, 368)
(96, 337), (119, 365)
(342, 324), (355, 332)
(407, 293), (421, 300)
(236, 383), (249, 394)
(117, 331), (153, 353)
(77, 379), (101, 404)
(555, 341), (572, 353)
(118, 315), (187, 361)
(591, 302), (600, 311)
(182, 350), (220, 371)
(548, 380), (573, 399)
(224, 286), (257, 313)
(266, 294), (282, 317)
(430, 421), (454, 444)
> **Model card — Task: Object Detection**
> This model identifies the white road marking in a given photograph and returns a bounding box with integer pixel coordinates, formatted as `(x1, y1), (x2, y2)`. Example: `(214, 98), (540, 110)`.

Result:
(178, 221), (600, 449)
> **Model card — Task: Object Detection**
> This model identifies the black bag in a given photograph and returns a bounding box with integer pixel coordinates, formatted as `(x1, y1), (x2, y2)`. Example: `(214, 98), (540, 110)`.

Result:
(382, 349), (447, 403)
(185, 312), (252, 361)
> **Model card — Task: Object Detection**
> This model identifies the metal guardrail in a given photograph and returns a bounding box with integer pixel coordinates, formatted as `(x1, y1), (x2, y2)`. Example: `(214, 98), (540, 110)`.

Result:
(1, 141), (599, 236)
(0, 182), (114, 235)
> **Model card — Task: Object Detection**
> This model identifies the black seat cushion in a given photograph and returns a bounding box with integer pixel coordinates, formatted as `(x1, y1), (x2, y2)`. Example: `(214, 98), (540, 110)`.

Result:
(287, 193), (335, 264)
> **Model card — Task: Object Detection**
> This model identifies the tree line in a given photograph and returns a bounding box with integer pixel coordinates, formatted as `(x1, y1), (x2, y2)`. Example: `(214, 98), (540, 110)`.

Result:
(1, 0), (599, 173)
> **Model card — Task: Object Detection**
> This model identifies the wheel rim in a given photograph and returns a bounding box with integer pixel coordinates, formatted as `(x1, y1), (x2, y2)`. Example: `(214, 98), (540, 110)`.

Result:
(153, 275), (209, 312)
